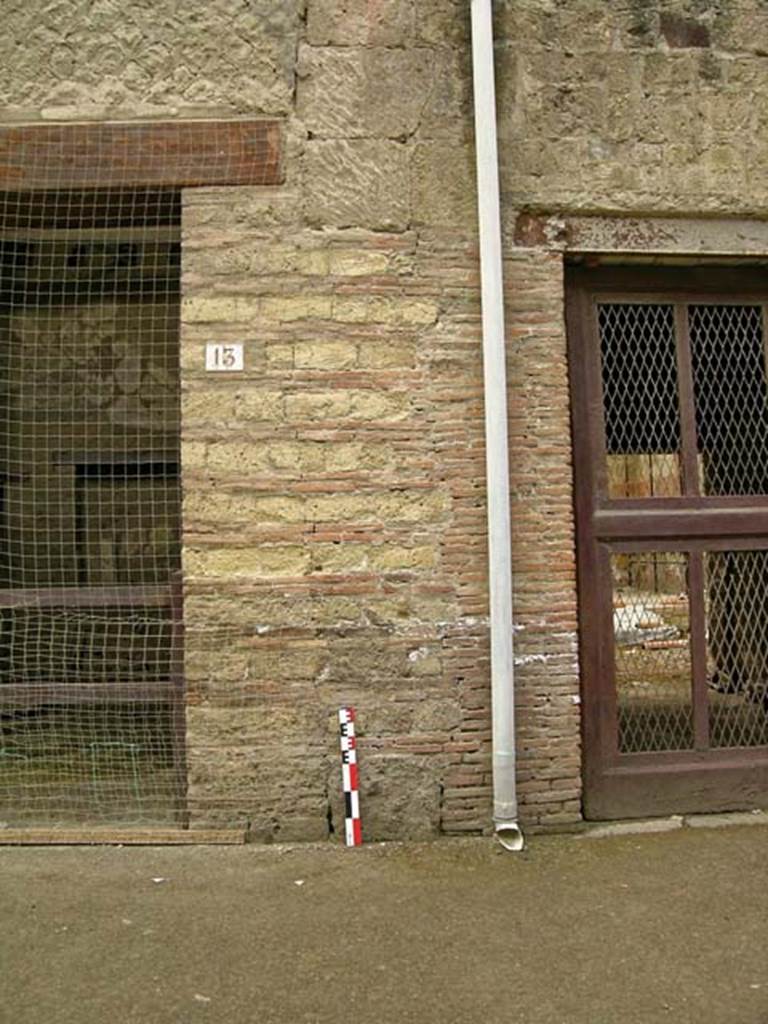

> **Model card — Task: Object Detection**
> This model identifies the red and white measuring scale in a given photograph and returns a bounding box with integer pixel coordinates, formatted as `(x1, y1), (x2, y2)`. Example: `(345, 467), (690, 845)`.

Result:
(338, 707), (362, 846)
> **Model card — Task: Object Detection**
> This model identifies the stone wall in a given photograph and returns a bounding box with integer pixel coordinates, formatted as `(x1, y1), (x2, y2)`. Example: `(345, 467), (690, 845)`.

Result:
(0, 1), (300, 122)
(495, 0), (768, 224)
(3, 0), (761, 839)
(179, 191), (580, 839)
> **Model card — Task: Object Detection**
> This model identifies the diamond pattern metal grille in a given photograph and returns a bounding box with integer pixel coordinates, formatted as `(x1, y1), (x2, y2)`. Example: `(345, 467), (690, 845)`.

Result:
(690, 305), (768, 496)
(613, 552), (693, 753)
(598, 304), (682, 499)
(707, 550), (768, 748)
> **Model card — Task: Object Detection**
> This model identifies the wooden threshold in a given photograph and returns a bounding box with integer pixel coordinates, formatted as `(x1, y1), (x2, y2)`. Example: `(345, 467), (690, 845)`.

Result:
(0, 828), (246, 845)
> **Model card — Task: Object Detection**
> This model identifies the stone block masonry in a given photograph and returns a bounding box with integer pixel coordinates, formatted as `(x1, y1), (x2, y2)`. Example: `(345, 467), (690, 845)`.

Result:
(171, 0), (528, 840)
(494, 0), (768, 224)
(175, 0), (768, 839)
(180, 205), (485, 838)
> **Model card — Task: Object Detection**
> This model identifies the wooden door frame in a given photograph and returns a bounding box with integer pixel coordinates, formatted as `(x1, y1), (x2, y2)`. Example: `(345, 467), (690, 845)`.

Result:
(566, 263), (768, 819)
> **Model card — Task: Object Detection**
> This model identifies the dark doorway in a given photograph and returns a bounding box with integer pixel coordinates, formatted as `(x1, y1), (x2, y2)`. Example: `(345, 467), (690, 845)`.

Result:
(0, 189), (185, 827)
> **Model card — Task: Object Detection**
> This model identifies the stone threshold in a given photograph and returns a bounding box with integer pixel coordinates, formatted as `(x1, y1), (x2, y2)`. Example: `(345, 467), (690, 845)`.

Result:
(575, 810), (768, 839)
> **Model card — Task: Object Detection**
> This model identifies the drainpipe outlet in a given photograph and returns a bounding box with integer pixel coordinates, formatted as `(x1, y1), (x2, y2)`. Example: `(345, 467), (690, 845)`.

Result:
(495, 820), (524, 852)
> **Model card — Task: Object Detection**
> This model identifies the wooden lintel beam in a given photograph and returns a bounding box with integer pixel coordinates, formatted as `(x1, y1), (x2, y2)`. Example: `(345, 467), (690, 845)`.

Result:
(0, 120), (282, 190)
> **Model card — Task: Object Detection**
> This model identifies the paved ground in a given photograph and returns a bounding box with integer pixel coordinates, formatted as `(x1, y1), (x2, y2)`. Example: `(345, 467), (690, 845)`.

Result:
(2, 825), (768, 1024)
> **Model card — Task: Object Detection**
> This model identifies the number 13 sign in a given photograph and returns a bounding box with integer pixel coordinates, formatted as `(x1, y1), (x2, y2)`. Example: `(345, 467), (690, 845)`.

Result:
(205, 343), (244, 372)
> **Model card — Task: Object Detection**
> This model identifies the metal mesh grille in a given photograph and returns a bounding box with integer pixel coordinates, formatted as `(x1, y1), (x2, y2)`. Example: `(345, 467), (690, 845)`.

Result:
(612, 552), (693, 753)
(707, 550), (768, 748)
(0, 186), (183, 828)
(690, 305), (768, 496)
(611, 548), (768, 754)
(598, 304), (682, 499)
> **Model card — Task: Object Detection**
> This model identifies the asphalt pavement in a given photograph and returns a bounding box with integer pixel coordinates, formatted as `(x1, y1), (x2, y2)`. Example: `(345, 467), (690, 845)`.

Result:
(2, 824), (768, 1024)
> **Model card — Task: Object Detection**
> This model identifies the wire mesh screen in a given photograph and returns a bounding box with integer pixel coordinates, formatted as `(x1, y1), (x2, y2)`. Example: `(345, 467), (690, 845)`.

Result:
(0, 122), (281, 834)
(612, 552), (693, 753)
(599, 304), (680, 455)
(599, 303), (682, 499)
(0, 184), (184, 828)
(690, 305), (768, 497)
(599, 301), (768, 500)
(611, 547), (768, 754)
(707, 550), (768, 748)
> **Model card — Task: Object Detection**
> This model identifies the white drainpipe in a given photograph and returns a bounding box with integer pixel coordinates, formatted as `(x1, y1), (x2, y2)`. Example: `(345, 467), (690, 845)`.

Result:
(470, 0), (523, 851)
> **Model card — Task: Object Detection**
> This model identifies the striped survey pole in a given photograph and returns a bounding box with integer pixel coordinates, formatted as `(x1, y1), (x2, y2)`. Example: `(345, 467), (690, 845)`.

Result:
(338, 707), (362, 846)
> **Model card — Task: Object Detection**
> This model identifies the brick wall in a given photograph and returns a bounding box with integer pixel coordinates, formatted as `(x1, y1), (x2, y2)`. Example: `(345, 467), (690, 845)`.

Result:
(180, 202), (464, 837)
(504, 251), (581, 823)
(172, 0), (584, 837)
(179, 201), (582, 838)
